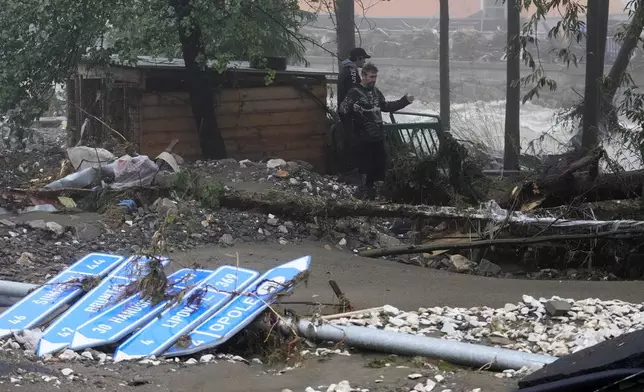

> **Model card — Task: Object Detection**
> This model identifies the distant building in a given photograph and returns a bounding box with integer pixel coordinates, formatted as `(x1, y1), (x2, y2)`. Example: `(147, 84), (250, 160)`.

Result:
(299, 0), (628, 19)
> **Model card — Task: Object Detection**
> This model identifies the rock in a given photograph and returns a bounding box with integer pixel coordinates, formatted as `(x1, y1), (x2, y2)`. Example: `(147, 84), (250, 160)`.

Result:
(217, 158), (238, 166)
(58, 349), (80, 361)
(278, 225), (289, 234)
(73, 222), (103, 241)
(0, 219), (15, 227)
(218, 234), (235, 247)
(441, 321), (457, 334)
(26, 220), (47, 230)
(199, 354), (215, 363)
(266, 159), (287, 169)
(414, 383), (426, 392)
(425, 379), (437, 392)
(16, 252), (34, 266)
(377, 233), (402, 248)
(448, 254), (477, 273)
(383, 305), (400, 316)
(239, 159), (252, 168)
(46, 221), (65, 236)
(476, 259), (502, 276)
(408, 373), (423, 380)
(335, 380), (351, 392)
(61, 368), (73, 376)
(81, 351), (94, 360)
(434, 375), (445, 382)
(151, 198), (178, 216)
(545, 300), (572, 317)
(267, 218), (279, 226)
(338, 238), (347, 246)
(185, 358), (198, 364)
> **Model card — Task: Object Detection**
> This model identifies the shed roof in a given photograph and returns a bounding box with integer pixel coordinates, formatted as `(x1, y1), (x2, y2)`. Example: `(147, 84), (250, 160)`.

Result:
(87, 55), (336, 77)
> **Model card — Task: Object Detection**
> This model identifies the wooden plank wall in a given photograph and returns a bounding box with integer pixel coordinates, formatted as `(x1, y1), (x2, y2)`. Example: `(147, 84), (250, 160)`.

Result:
(139, 84), (328, 169)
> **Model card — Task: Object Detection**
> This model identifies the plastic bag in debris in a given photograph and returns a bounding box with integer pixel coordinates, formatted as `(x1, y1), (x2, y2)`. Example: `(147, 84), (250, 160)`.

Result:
(67, 146), (116, 171)
(110, 155), (159, 190)
(44, 166), (102, 189)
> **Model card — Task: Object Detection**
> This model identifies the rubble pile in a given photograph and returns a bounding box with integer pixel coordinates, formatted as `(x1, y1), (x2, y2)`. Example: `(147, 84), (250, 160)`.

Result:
(331, 295), (644, 358)
(192, 158), (358, 199)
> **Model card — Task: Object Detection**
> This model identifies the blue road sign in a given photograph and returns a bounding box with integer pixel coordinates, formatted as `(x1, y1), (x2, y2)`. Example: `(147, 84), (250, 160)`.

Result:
(0, 253), (127, 339)
(69, 268), (215, 351)
(164, 256), (311, 357)
(113, 265), (259, 361)
(37, 255), (171, 356)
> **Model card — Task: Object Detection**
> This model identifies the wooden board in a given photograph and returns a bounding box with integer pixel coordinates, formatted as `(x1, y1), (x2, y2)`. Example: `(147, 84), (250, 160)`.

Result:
(141, 110), (326, 133)
(141, 98), (323, 120)
(140, 85), (327, 106)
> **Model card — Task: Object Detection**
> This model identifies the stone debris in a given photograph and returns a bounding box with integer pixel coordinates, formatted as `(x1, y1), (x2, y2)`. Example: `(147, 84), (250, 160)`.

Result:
(330, 295), (644, 358)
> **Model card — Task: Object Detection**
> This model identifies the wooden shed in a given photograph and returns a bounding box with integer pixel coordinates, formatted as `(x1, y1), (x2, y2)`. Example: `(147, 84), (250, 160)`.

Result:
(68, 57), (332, 170)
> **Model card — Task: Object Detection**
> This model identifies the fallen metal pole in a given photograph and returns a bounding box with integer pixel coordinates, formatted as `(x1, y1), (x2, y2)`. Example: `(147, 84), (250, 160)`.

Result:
(0, 280), (38, 298)
(296, 320), (556, 371)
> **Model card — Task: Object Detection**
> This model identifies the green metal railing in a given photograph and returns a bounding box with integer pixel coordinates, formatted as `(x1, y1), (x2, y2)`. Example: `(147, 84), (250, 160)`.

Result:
(384, 111), (443, 158)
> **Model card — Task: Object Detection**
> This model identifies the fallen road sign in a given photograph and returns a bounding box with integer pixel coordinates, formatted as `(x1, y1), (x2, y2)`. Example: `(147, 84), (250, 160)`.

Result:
(37, 255), (171, 356)
(164, 255), (311, 357)
(113, 265), (259, 361)
(0, 253), (127, 339)
(69, 268), (214, 351)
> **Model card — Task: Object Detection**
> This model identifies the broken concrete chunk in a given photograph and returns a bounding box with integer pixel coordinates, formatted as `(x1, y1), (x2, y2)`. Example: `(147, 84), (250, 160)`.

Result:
(377, 233), (402, 248)
(448, 254), (477, 273)
(476, 259), (502, 276)
(16, 252), (35, 266)
(0, 219), (16, 227)
(266, 158), (287, 169)
(151, 198), (178, 216)
(26, 220), (47, 230)
(46, 221), (65, 236)
(218, 234), (235, 247)
(545, 300), (572, 317)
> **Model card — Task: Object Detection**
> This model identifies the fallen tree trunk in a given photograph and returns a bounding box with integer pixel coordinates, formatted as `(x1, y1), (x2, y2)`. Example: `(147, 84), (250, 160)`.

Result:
(358, 229), (644, 258)
(510, 169), (644, 210)
(506, 149), (644, 209)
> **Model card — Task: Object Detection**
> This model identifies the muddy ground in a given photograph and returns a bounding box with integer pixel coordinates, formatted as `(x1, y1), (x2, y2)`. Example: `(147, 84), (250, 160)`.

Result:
(3, 240), (644, 392)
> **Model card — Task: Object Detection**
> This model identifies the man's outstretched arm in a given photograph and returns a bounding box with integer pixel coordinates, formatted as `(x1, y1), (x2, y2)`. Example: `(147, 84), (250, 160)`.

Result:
(377, 89), (414, 112)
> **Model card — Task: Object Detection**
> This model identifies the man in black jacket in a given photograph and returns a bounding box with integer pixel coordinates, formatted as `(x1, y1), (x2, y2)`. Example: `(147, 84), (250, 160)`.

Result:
(337, 47), (370, 109)
(336, 48), (371, 178)
(340, 62), (414, 199)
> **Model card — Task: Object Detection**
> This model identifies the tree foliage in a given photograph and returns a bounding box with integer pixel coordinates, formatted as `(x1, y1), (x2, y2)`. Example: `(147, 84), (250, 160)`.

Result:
(516, 0), (644, 159)
(0, 0), (312, 127)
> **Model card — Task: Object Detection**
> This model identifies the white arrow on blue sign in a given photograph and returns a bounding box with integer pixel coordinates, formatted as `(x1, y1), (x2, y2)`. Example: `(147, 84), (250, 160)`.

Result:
(0, 253), (127, 339)
(69, 268), (216, 351)
(37, 255), (171, 356)
(113, 265), (259, 362)
(163, 255), (311, 357)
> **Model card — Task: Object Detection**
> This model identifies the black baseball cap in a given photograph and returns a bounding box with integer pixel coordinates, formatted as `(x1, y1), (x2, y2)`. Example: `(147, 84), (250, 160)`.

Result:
(349, 47), (371, 61)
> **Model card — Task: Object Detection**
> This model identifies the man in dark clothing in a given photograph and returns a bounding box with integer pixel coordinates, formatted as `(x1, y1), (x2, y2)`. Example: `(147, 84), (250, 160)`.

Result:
(336, 48), (371, 178)
(339, 62), (414, 199)
(337, 47), (371, 109)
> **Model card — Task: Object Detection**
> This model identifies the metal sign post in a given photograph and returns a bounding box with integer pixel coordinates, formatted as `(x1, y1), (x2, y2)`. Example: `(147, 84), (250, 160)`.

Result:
(0, 253), (127, 339)
(164, 256), (311, 357)
(37, 255), (171, 356)
(69, 268), (214, 351)
(113, 266), (259, 361)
